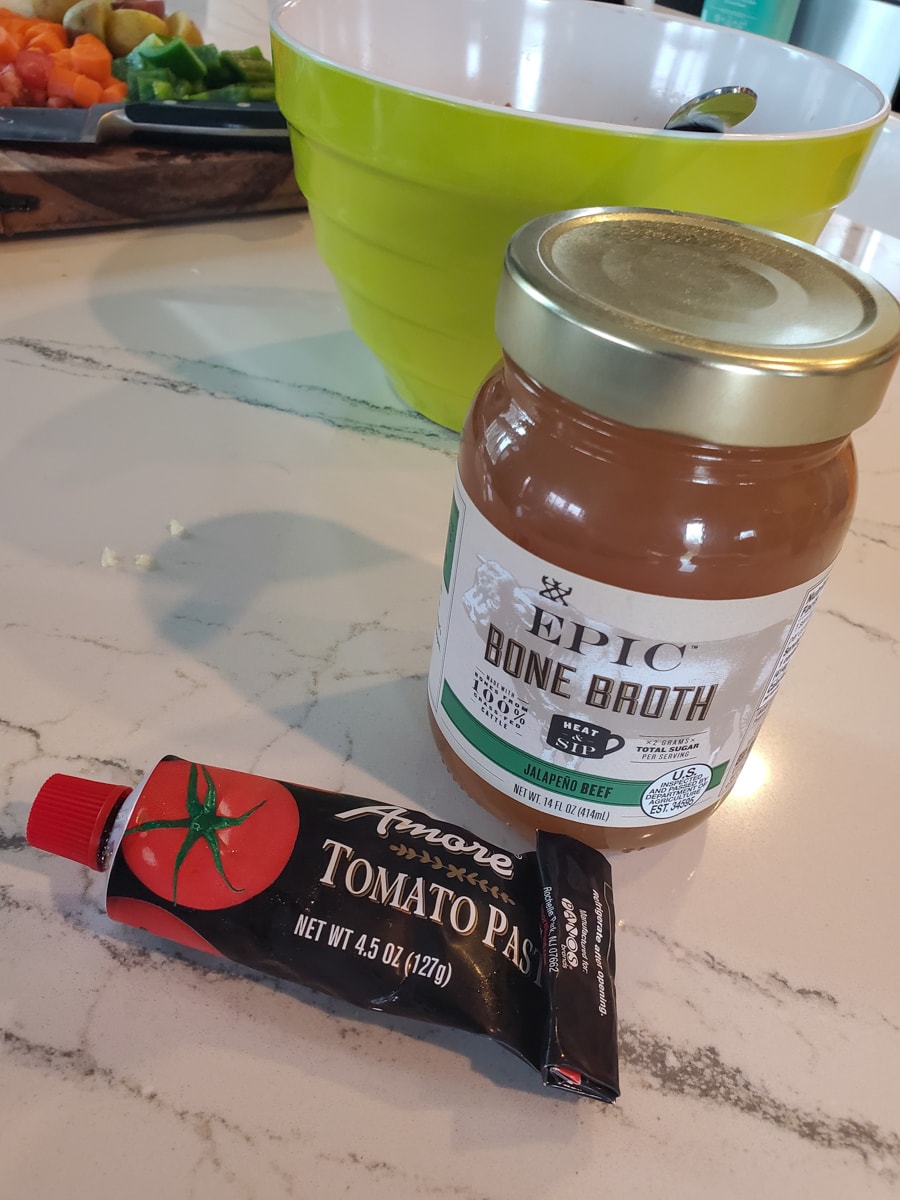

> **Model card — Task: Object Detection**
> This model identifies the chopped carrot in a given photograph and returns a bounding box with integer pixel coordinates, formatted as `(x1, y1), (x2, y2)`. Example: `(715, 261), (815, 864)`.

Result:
(51, 46), (73, 68)
(47, 63), (103, 108)
(0, 12), (28, 35)
(25, 21), (61, 39)
(101, 79), (127, 102)
(69, 33), (112, 84)
(16, 21), (61, 52)
(0, 25), (20, 65)
(26, 28), (67, 55)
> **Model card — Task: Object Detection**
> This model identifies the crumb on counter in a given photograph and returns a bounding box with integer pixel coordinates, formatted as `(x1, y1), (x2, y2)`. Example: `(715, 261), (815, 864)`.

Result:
(133, 554), (157, 571)
(167, 519), (186, 538)
(100, 547), (120, 568)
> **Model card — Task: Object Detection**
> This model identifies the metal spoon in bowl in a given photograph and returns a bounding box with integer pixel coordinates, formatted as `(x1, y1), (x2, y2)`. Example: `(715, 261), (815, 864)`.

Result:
(664, 85), (758, 134)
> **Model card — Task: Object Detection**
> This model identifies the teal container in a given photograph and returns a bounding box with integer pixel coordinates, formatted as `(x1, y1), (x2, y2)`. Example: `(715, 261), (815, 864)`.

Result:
(701, 0), (802, 41)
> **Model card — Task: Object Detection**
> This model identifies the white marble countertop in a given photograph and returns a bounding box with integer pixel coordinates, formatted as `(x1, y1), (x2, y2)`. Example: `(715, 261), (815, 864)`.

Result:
(2, 5), (900, 1198)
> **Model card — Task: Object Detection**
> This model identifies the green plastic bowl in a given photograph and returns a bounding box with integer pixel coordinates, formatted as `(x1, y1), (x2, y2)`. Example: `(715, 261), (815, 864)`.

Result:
(271, 0), (888, 431)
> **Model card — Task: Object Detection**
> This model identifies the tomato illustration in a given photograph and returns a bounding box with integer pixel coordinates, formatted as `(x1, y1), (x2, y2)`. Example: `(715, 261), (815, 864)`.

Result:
(121, 760), (299, 910)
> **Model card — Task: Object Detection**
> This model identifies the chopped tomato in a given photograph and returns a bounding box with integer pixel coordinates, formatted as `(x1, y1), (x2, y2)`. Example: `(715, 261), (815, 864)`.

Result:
(15, 47), (52, 93)
(0, 60), (22, 102)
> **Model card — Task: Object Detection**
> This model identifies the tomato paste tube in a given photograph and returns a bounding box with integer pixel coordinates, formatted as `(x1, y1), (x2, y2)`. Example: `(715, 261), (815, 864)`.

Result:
(26, 756), (619, 1102)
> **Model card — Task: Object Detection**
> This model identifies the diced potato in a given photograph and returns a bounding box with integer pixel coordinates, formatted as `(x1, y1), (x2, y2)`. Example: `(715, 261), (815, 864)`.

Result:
(165, 11), (203, 46)
(62, 0), (112, 41)
(105, 7), (169, 57)
(32, 0), (80, 22)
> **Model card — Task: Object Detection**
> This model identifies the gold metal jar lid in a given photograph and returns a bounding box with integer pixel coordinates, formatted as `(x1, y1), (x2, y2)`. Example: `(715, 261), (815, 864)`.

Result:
(495, 208), (900, 447)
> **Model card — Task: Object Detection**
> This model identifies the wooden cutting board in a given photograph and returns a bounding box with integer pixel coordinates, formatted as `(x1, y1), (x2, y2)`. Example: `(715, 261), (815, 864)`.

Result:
(0, 141), (306, 237)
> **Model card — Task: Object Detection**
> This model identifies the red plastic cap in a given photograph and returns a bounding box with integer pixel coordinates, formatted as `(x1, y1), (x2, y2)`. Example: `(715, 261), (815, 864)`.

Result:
(26, 774), (133, 870)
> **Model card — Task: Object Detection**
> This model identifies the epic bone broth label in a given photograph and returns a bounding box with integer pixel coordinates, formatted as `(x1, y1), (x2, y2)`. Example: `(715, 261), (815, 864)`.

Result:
(429, 475), (829, 829)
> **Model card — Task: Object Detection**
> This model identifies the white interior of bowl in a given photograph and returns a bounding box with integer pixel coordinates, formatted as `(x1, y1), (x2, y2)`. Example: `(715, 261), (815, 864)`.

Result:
(272, 0), (888, 137)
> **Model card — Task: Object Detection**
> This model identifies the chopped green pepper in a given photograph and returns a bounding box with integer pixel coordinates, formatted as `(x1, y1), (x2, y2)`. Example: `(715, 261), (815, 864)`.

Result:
(228, 44), (265, 61)
(220, 48), (274, 84)
(188, 86), (275, 101)
(132, 67), (177, 102)
(191, 42), (233, 88)
(138, 36), (207, 83)
(112, 40), (277, 104)
(172, 78), (202, 100)
(124, 33), (168, 68)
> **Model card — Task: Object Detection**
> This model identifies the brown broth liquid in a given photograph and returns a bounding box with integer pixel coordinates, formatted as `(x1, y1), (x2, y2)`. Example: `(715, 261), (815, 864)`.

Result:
(430, 355), (857, 851)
